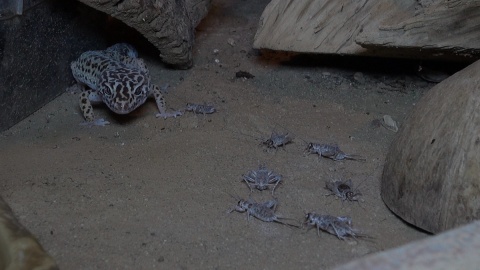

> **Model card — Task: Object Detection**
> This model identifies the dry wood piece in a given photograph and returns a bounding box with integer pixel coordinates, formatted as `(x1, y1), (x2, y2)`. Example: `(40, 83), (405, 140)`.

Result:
(253, 0), (416, 55)
(254, 0), (479, 61)
(381, 59), (480, 234)
(0, 196), (58, 270)
(75, 0), (211, 69)
(356, 0), (480, 59)
(334, 221), (480, 270)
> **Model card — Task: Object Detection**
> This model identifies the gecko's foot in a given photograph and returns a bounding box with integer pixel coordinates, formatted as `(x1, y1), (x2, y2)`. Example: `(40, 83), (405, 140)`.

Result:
(159, 83), (170, 94)
(66, 84), (84, 94)
(79, 118), (111, 127)
(156, 110), (183, 119)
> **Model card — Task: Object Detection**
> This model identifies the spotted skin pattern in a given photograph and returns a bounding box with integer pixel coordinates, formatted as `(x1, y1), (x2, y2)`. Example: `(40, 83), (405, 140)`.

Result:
(70, 43), (181, 125)
(105, 43), (138, 58)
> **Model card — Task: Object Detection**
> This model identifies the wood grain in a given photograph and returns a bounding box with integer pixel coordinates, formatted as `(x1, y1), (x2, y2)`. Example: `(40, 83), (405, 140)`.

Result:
(356, 0), (480, 59)
(0, 196), (58, 270)
(254, 0), (479, 61)
(381, 59), (480, 233)
(75, 0), (211, 69)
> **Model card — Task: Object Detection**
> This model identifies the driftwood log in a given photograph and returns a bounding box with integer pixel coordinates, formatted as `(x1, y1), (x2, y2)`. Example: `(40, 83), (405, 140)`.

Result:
(0, 196), (58, 270)
(75, 0), (211, 69)
(254, 0), (479, 61)
(381, 59), (480, 234)
(356, 0), (480, 59)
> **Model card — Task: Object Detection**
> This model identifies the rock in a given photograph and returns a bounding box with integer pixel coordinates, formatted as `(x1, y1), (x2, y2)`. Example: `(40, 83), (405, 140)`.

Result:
(416, 65), (451, 83)
(354, 72), (365, 84)
(381, 115), (398, 133)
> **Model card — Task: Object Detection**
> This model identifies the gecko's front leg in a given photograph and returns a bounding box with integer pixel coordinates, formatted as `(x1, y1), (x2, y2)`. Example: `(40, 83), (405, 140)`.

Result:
(79, 90), (110, 126)
(151, 84), (183, 119)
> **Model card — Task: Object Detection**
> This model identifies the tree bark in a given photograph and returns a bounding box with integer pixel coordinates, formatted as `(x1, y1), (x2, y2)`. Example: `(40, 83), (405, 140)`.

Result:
(76, 0), (211, 69)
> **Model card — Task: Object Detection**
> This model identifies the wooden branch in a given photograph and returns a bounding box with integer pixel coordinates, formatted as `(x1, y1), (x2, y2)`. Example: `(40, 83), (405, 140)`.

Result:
(76, 0), (211, 69)
(254, 0), (479, 61)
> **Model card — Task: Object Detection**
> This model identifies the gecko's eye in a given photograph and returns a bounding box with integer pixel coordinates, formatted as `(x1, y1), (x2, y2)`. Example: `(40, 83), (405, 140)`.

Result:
(134, 85), (146, 96)
(102, 86), (112, 97)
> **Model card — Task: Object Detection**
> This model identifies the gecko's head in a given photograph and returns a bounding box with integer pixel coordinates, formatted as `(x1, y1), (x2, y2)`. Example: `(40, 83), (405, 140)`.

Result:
(126, 58), (149, 75)
(106, 43), (138, 58)
(99, 68), (150, 114)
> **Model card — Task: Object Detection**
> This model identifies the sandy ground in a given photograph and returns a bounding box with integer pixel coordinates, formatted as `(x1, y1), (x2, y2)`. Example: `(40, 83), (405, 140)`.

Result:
(0, 0), (454, 269)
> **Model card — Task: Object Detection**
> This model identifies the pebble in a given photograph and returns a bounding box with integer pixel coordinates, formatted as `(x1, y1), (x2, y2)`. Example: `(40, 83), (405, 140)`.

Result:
(381, 115), (398, 132)
(354, 72), (365, 84)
